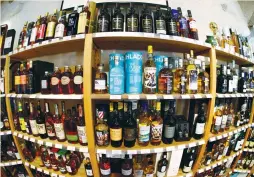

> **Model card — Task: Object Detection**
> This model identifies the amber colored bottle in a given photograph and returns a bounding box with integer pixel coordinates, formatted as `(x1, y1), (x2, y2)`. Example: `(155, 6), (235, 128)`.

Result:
(151, 102), (163, 146)
(94, 64), (107, 93)
(61, 66), (74, 94)
(14, 66), (21, 94)
(45, 9), (57, 40)
(18, 22), (28, 49)
(51, 67), (62, 94)
(73, 65), (83, 94)
(30, 16), (41, 45)
(187, 10), (198, 40)
(77, 3), (91, 34)
(110, 102), (123, 147)
(20, 63), (27, 94)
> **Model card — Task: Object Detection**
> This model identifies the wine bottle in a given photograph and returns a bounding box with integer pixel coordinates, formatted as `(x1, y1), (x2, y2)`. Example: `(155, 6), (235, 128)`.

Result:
(36, 101), (48, 139)
(193, 103), (206, 139)
(163, 101), (176, 144)
(110, 102), (122, 147)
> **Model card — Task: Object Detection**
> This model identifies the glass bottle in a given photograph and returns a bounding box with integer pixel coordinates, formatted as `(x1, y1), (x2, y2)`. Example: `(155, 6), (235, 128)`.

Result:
(50, 153), (59, 171)
(226, 64), (233, 93)
(61, 66), (74, 94)
(212, 99), (222, 134)
(45, 102), (56, 140)
(41, 71), (51, 94)
(65, 154), (78, 175)
(97, 4), (110, 32)
(151, 102), (163, 146)
(230, 29), (240, 53)
(144, 159), (154, 176)
(37, 13), (48, 42)
(154, 5), (166, 35)
(18, 101), (26, 133)
(193, 103), (206, 139)
(95, 107), (109, 147)
(94, 64), (107, 93)
(231, 60), (238, 93)
(14, 66), (21, 94)
(217, 65), (227, 93)
(13, 100), (21, 131)
(100, 154), (111, 177)
(18, 22), (28, 49)
(41, 146), (51, 168)
(64, 108), (78, 143)
(133, 154), (143, 177)
(177, 7), (188, 38)
(46, 9), (57, 40)
(123, 102), (137, 148)
(36, 101), (48, 139)
(163, 101), (176, 144)
(197, 61), (209, 93)
(220, 100), (228, 132)
(51, 67), (62, 94)
(158, 57), (174, 94)
(121, 154), (133, 177)
(173, 58), (187, 94)
(144, 45), (156, 94)
(126, 3), (138, 32)
(182, 148), (195, 173)
(186, 50), (198, 94)
(226, 101), (234, 130)
(77, 104), (87, 146)
(27, 60), (34, 94)
(73, 65), (83, 94)
(20, 63), (27, 94)
(77, 2), (91, 34)
(67, 6), (79, 36)
(24, 102), (32, 134)
(55, 11), (67, 38)
(187, 10), (198, 40)
(166, 6), (177, 36)
(238, 71), (247, 93)
(85, 157), (93, 177)
(58, 155), (67, 174)
(140, 4), (153, 33)
(110, 102), (122, 147)
(112, 3), (124, 32)
(53, 103), (66, 142)
(221, 28), (229, 50)
(157, 152), (168, 177)
(29, 102), (39, 136)
(30, 16), (40, 45)
(138, 102), (150, 146)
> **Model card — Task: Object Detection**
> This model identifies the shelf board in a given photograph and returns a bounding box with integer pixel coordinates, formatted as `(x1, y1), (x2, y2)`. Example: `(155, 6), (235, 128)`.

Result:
(0, 160), (22, 167)
(0, 94), (5, 98)
(233, 169), (251, 173)
(208, 124), (251, 142)
(243, 148), (254, 152)
(8, 34), (85, 60)
(0, 55), (6, 59)
(215, 46), (254, 65)
(96, 138), (205, 155)
(0, 130), (12, 136)
(25, 157), (86, 177)
(6, 93), (83, 99)
(91, 93), (212, 100)
(93, 32), (211, 53)
(216, 93), (254, 98)
(111, 171), (193, 177)
(13, 131), (88, 153)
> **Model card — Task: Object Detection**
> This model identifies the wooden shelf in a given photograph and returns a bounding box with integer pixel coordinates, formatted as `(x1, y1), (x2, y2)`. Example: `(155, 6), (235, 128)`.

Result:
(0, 130), (12, 136)
(6, 93), (83, 99)
(208, 124), (251, 142)
(91, 93), (212, 100)
(96, 138), (205, 154)
(8, 34), (85, 60)
(233, 169), (251, 173)
(215, 46), (254, 65)
(24, 157), (87, 177)
(93, 32), (211, 53)
(0, 160), (22, 167)
(216, 93), (254, 98)
(111, 171), (193, 177)
(13, 131), (88, 153)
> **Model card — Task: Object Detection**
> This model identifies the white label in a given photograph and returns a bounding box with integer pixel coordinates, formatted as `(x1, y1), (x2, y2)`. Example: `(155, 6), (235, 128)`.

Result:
(66, 166), (72, 173)
(215, 116), (222, 125)
(164, 125), (175, 138)
(30, 28), (37, 42)
(157, 170), (166, 177)
(95, 79), (106, 90)
(77, 126), (87, 143)
(51, 77), (59, 86)
(144, 67), (156, 89)
(15, 152), (20, 159)
(74, 76), (83, 85)
(41, 80), (47, 89)
(139, 125), (150, 142)
(61, 76), (70, 85)
(55, 24), (65, 38)
(221, 115), (228, 127)
(86, 169), (93, 176)
(146, 174), (153, 177)
(183, 166), (191, 173)
(195, 123), (205, 134)
(4, 37), (12, 49)
(37, 123), (46, 134)
(100, 168), (111, 175)
(228, 80), (234, 92)
(134, 170), (143, 177)
(54, 123), (65, 140)
(189, 21), (197, 29)
(29, 120), (38, 135)
(122, 168), (132, 175)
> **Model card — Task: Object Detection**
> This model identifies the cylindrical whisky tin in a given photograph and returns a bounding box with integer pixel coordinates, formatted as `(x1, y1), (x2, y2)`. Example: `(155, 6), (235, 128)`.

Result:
(109, 53), (124, 70)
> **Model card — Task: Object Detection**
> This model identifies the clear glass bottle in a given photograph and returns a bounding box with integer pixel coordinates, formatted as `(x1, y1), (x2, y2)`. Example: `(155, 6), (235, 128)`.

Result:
(197, 61), (209, 93)
(173, 58), (187, 94)
(158, 57), (174, 94)
(54, 11), (67, 38)
(133, 154), (143, 177)
(151, 102), (163, 146)
(94, 64), (107, 93)
(186, 50), (197, 94)
(212, 99), (222, 134)
(138, 102), (150, 146)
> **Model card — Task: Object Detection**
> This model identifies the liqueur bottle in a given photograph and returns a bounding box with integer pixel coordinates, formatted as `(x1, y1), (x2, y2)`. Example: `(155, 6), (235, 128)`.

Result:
(37, 13), (48, 42)
(30, 16), (40, 45)
(126, 3), (138, 32)
(138, 102), (150, 146)
(193, 103), (206, 139)
(24, 102), (32, 134)
(226, 101), (234, 130)
(14, 66), (21, 94)
(151, 102), (163, 146)
(13, 100), (21, 131)
(166, 6), (178, 36)
(220, 100), (228, 132)
(123, 102), (137, 147)
(18, 22), (28, 49)
(154, 5), (166, 35)
(77, 2), (91, 34)
(64, 108), (78, 143)
(58, 155), (67, 174)
(66, 6), (79, 36)
(226, 64), (233, 93)
(238, 71), (247, 93)
(18, 101), (26, 133)
(85, 157), (94, 177)
(110, 102), (122, 147)
(45, 9), (57, 40)
(121, 154), (133, 177)
(187, 10), (198, 40)
(112, 3), (124, 32)
(77, 104), (87, 146)
(53, 103), (66, 142)
(186, 50), (198, 94)
(143, 45), (156, 94)
(51, 67), (62, 94)
(197, 61), (209, 94)
(36, 101), (48, 139)
(100, 154), (111, 177)
(50, 153), (59, 171)
(158, 57), (174, 94)
(61, 66), (74, 94)
(173, 58), (187, 94)
(29, 102), (39, 137)
(27, 61), (34, 94)
(212, 99), (222, 134)
(65, 153), (78, 175)
(73, 65), (83, 94)
(94, 64), (107, 93)
(217, 65), (227, 93)
(20, 63), (27, 94)
(182, 148), (195, 173)
(41, 146), (51, 168)
(45, 102), (56, 140)
(25, 21), (34, 46)
(133, 154), (143, 177)
(157, 152), (168, 177)
(41, 71), (51, 94)
(144, 159), (154, 176)
(140, 4), (153, 33)
(177, 7), (188, 38)
(97, 4), (110, 32)
(95, 107), (109, 147)
(55, 11), (67, 38)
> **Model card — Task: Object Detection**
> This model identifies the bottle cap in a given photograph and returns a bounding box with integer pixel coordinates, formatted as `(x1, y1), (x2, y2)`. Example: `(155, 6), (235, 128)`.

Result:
(148, 45), (153, 54)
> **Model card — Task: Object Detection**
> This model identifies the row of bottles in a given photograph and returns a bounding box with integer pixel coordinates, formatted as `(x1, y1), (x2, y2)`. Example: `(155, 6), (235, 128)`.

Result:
(97, 2), (199, 40)
(211, 98), (252, 134)
(217, 63), (254, 94)
(95, 100), (207, 148)
(202, 130), (246, 166)
(1, 135), (20, 162)
(245, 128), (254, 149)
(235, 151), (254, 170)
(12, 99), (87, 145)
(1, 165), (28, 177)
(95, 46), (209, 95)
(1, 98), (10, 131)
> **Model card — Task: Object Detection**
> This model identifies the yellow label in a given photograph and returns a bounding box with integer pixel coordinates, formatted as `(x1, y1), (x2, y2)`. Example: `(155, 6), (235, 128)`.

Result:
(156, 102), (161, 111)
(148, 45), (153, 54)
(110, 102), (113, 112)
(77, 12), (87, 34)
(46, 21), (56, 37)
(19, 117), (26, 131)
(15, 76), (21, 85)
(110, 128), (122, 141)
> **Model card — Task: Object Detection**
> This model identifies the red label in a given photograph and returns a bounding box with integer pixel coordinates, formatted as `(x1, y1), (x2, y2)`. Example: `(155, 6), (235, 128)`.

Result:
(37, 24), (46, 40)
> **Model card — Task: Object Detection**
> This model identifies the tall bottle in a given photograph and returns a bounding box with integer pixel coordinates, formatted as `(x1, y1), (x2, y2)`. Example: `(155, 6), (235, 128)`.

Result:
(30, 16), (40, 45)
(186, 50), (197, 94)
(85, 157), (93, 177)
(64, 108), (78, 143)
(187, 10), (198, 40)
(140, 4), (153, 33)
(27, 61), (34, 94)
(95, 107), (109, 147)
(158, 57), (174, 94)
(138, 102), (150, 146)
(100, 154), (111, 177)
(14, 66), (21, 94)
(20, 63), (27, 94)
(197, 61), (209, 93)
(77, 2), (91, 34)
(61, 66), (74, 94)
(166, 6), (177, 36)
(182, 148), (195, 173)
(97, 4), (110, 32)
(226, 100), (234, 130)
(36, 101), (47, 139)
(154, 5), (166, 35)
(18, 101), (26, 133)
(174, 58), (187, 94)
(163, 101), (176, 144)
(45, 102), (56, 140)
(238, 71), (247, 93)
(77, 104), (87, 146)
(126, 3), (138, 32)
(151, 102), (163, 146)
(73, 65), (83, 94)
(232, 60), (238, 93)
(133, 155), (143, 177)
(110, 102), (122, 147)
(24, 102), (31, 134)
(220, 100), (229, 132)
(157, 152), (168, 177)
(29, 103), (39, 137)
(212, 99), (222, 134)
(227, 64), (233, 93)
(193, 103), (206, 139)
(41, 71), (51, 94)
(217, 65), (227, 93)
(94, 64), (107, 93)
(121, 154), (133, 177)
(51, 67), (62, 94)
(37, 13), (48, 42)
(18, 22), (28, 49)
(67, 6), (79, 36)
(177, 7), (188, 38)
(53, 103), (66, 142)
(55, 11), (67, 38)
(112, 3), (124, 32)
(45, 9), (57, 40)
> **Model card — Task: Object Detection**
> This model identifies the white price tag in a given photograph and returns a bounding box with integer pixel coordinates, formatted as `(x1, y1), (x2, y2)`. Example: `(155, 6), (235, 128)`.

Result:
(25, 162), (29, 166)
(154, 148), (163, 153)
(30, 165), (35, 169)
(194, 94), (202, 99)
(127, 150), (137, 154)
(52, 38), (60, 43)
(17, 94), (22, 98)
(225, 94), (230, 98)
(159, 34), (169, 39)
(146, 94), (157, 100)
(97, 149), (107, 154)
(198, 169), (204, 173)
(140, 149), (150, 154)
(163, 95), (174, 99)
(143, 33), (154, 38)
(18, 134), (23, 138)
(42, 40), (49, 45)
(51, 173), (57, 177)
(30, 138), (35, 142)
(112, 150), (122, 154)
(209, 137), (216, 142)
(13, 131), (18, 136)
(26, 45), (31, 50)
(218, 162), (222, 165)
(205, 166), (211, 171)
(166, 146), (176, 151)
(177, 145), (186, 150)
(110, 95), (121, 100)
(67, 146), (76, 151)
(37, 168), (42, 172)
(79, 147), (88, 152)
(188, 142), (197, 148)
(13, 49), (18, 54)
(76, 34), (85, 38)
(222, 133), (228, 138)
(128, 95), (140, 100)
(229, 132), (233, 136)
(45, 142), (53, 147)
(24, 136), (29, 140)
(44, 171), (50, 175)
(33, 43), (39, 47)
(181, 95), (190, 99)
(55, 144), (63, 149)
(63, 36), (72, 40)
(19, 48), (24, 52)
(199, 140), (205, 145)
(37, 140), (43, 145)
(29, 94), (36, 98)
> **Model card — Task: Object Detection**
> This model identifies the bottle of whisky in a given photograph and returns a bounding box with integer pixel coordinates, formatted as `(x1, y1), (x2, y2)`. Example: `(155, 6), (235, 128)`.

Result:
(18, 22), (28, 49)
(163, 101), (176, 144)
(177, 7), (188, 38)
(133, 155), (143, 177)
(187, 10), (198, 40)
(26, 61), (34, 94)
(66, 7), (79, 36)
(193, 103), (206, 139)
(138, 102), (151, 146)
(97, 4), (110, 32)
(77, 104), (87, 146)
(151, 102), (163, 146)
(45, 102), (56, 140)
(112, 3), (124, 32)
(154, 5), (166, 35)
(220, 100), (228, 132)
(197, 61), (209, 93)
(14, 66), (21, 94)
(186, 50), (198, 94)
(64, 108), (78, 143)
(232, 60), (238, 93)
(100, 154), (111, 177)
(165, 6), (177, 36)
(144, 159), (154, 176)
(41, 71), (51, 94)
(156, 152), (168, 177)
(95, 107), (109, 147)
(77, 2), (91, 34)
(30, 16), (40, 45)
(126, 3), (138, 32)
(37, 14), (48, 42)
(226, 100), (234, 130)
(45, 9), (57, 40)
(158, 57), (173, 94)
(29, 103), (39, 136)
(182, 148), (195, 173)
(140, 4), (153, 33)
(94, 64), (107, 93)
(226, 64), (233, 93)
(238, 71), (247, 93)
(174, 58), (187, 94)
(110, 102), (122, 147)
(85, 157), (93, 177)
(144, 45), (156, 94)
(217, 65), (227, 93)
(18, 101), (26, 133)
(212, 99), (222, 134)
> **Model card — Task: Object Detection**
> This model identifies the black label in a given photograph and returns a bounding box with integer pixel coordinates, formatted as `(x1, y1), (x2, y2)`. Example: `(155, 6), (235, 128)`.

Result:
(127, 18), (138, 32)
(27, 73), (33, 89)
(142, 19), (152, 32)
(98, 18), (109, 32)
(167, 21), (177, 34)
(112, 18), (123, 30)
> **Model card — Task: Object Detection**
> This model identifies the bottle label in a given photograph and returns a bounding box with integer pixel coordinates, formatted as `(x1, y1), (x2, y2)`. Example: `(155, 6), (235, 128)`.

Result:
(66, 165), (72, 173)
(51, 77), (59, 86)
(179, 18), (188, 30)
(66, 133), (78, 141)
(27, 73), (33, 90)
(189, 69), (198, 90)
(30, 27), (38, 42)
(37, 123), (46, 134)
(95, 79), (106, 90)
(29, 119), (39, 135)
(98, 19), (109, 32)
(195, 123), (205, 135)
(159, 75), (173, 93)
(96, 129), (109, 146)
(110, 128), (122, 141)
(38, 24), (46, 40)
(86, 169), (93, 176)
(183, 165), (191, 173)
(77, 125), (87, 143)
(100, 168), (111, 175)
(52, 164), (58, 170)
(222, 79), (227, 93)
(222, 146), (229, 156)
(144, 67), (156, 89)
(157, 169), (166, 177)
(19, 117), (26, 131)
(20, 75), (27, 85)
(59, 167), (67, 173)
(54, 123), (65, 140)
(78, 12), (87, 34)
(74, 76), (83, 85)
(61, 76), (70, 85)
(233, 75), (238, 90)
(156, 20), (166, 34)
(134, 170), (143, 177)
(46, 122), (55, 137)
(124, 128), (136, 141)
(228, 80), (234, 92)
(112, 17), (123, 30)
(167, 21), (177, 34)
(127, 17), (138, 32)
(221, 115), (228, 128)
(189, 21), (197, 31)
(46, 21), (56, 38)
(41, 80), (47, 89)
(23, 36), (28, 47)
(151, 123), (163, 141)
(146, 174), (153, 177)
(142, 19), (152, 32)
(121, 168), (132, 175)
(15, 76), (21, 85)
(138, 125), (150, 142)
(55, 24), (65, 38)
(214, 116), (222, 126)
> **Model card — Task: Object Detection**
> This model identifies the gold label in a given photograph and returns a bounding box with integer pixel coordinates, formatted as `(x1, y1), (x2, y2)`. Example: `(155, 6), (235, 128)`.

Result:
(46, 21), (56, 37)
(110, 128), (122, 141)
(77, 12), (87, 34)
(15, 76), (21, 85)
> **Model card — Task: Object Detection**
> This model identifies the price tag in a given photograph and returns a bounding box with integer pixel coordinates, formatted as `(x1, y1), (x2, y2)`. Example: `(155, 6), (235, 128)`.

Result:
(127, 150), (137, 154)
(4, 162), (10, 166)
(59, 175), (65, 177)
(19, 48), (24, 52)
(112, 150), (122, 154)
(76, 34), (85, 39)
(140, 149), (150, 154)
(51, 173), (57, 177)
(46, 142), (53, 147)
(33, 43), (39, 47)
(159, 34), (169, 39)
(229, 132), (233, 136)
(11, 161), (17, 165)
(218, 162), (222, 165)
(67, 146), (76, 151)
(79, 147), (88, 152)
(146, 95), (157, 100)
(25, 162), (29, 166)
(209, 137), (216, 142)
(55, 144), (63, 149)
(24, 136), (29, 140)
(199, 140), (205, 145)
(143, 33), (154, 38)
(128, 95), (140, 100)
(194, 94), (202, 99)
(154, 148), (163, 153)
(181, 95), (190, 99)
(37, 140), (43, 145)
(225, 94), (230, 98)
(198, 169), (204, 173)
(18, 133), (23, 138)
(188, 142), (197, 148)
(233, 130), (238, 134)
(30, 165), (35, 169)
(26, 45), (31, 50)
(177, 145), (186, 150)
(11, 94), (16, 97)
(63, 36), (72, 40)
(17, 161), (22, 164)
(110, 95), (121, 100)
(44, 171), (50, 175)
(212, 164), (217, 168)
(30, 138), (35, 142)
(42, 40), (49, 45)
(17, 94), (22, 98)
(223, 159), (228, 163)
(37, 168), (42, 172)
(13, 49), (18, 54)
(186, 173), (192, 177)
(205, 166), (211, 171)
(29, 94), (36, 98)
(97, 149), (106, 154)
(222, 133), (228, 138)
(52, 38), (60, 43)
(13, 131), (18, 136)
(166, 146), (176, 151)
(163, 95), (174, 99)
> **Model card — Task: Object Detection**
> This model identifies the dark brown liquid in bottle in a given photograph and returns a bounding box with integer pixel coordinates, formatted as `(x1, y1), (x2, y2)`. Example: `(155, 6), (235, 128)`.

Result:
(51, 67), (62, 94)
(61, 66), (74, 94)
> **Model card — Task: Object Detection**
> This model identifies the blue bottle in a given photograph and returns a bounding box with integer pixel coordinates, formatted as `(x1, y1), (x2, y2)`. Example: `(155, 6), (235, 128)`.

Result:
(110, 55), (125, 94)
(109, 53), (124, 70)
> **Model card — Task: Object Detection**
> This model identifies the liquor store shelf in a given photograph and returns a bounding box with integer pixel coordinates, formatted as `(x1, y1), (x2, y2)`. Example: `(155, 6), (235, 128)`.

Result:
(91, 93), (213, 100)
(6, 93), (83, 99)
(0, 130), (12, 136)
(216, 93), (254, 98)
(96, 138), (205, 155)
(13, 131), (88, 153)
(24, 158), (87, 177)
(0, 160), (22, 167)
(8, 34), (85, 60)
(110, 171), (193, 177)
(197, 150), (241, 174)
(233, 169), (251, 173)
(243, 148), (254, 152)
(208, 124), (252, 142)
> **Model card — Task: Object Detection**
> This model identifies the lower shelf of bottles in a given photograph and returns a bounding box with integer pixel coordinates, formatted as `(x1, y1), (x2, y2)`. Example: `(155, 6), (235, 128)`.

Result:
(0, 160), (23, 167)
(6, 93), (83, 99)
(233, 169), (251, 173)
(0, 130), (12, 136)
(96, 138), (205, 155)
(13, 131), (88, 153)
